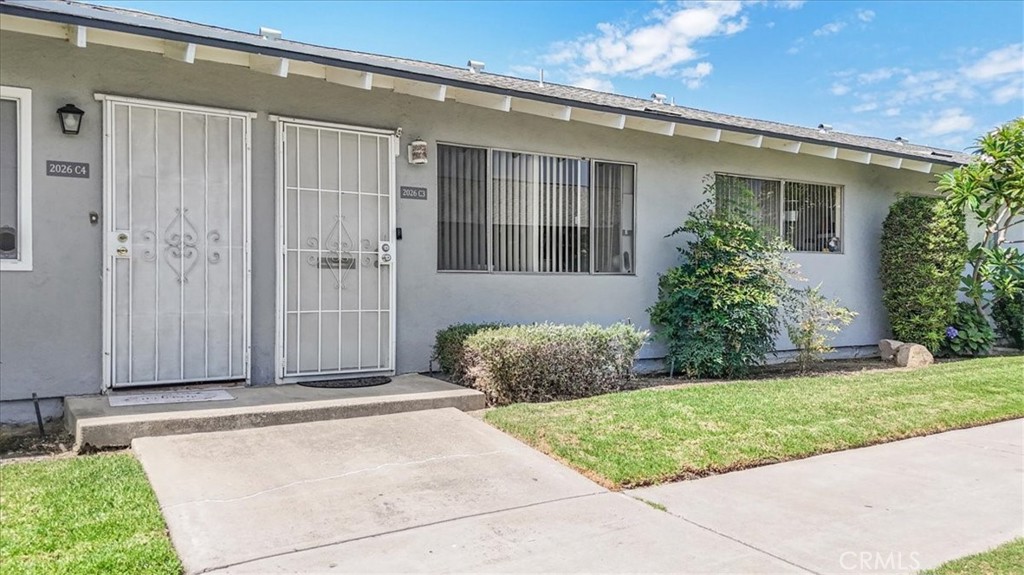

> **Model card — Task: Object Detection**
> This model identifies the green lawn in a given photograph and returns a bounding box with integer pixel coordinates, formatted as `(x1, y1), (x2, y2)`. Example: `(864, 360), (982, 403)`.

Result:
(923, 538), (1024, 575)
(485, 356), (1024, 488)
(0, 453), (180, 575)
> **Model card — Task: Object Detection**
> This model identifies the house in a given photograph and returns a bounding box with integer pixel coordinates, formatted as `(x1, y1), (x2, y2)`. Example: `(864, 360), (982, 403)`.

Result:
(0, 0), (973, 423)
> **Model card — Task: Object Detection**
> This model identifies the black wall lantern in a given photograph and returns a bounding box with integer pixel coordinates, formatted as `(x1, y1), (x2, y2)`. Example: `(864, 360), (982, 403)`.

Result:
(57, 104), (85, 135)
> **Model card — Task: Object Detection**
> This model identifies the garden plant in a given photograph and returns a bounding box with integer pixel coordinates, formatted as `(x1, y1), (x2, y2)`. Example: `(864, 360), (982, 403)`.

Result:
(937, 118), (1024, 330)
(785, 285), (857, 372)
(648, 177), (798, 378)
(879, 195), (967, 352)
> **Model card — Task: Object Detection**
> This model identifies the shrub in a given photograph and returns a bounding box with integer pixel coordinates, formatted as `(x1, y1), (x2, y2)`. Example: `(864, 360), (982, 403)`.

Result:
(879, 195), (967, 352)
(648, 177), (799, 378)
(785, 285), (857, 373)
(432, 323), (504, 382)
(461, 322), (647, 406)
(992, 288), (1024, 350)
(941, 302), (996, 357)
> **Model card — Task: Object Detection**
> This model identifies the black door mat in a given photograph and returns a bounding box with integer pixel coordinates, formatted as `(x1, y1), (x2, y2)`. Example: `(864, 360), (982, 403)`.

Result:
(296, 376), (392, 389)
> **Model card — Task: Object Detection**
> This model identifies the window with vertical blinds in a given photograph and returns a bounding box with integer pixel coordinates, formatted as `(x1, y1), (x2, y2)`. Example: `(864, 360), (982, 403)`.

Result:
(438, 144), (635, 274)
(715, 173), (843, 254)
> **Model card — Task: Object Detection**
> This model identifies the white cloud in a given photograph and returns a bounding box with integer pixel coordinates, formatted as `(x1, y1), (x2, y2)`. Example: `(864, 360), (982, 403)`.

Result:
(959, 44), (1024, 105)
(830, 82), (851, 96)
(819, 43), (1021, 146)
(991, 77), (1023, 105)
(962, 43), (1024, 80)
(856, 9), (875, 22)
(680, 62), (714, 89)
(573, 77), (617, 93)
(527, 0), (807, 91)
(813, 21), (846, 36)
(857, 67), (904, 84)
(544, 1), (747, 79)
(919, 108), (975, 137)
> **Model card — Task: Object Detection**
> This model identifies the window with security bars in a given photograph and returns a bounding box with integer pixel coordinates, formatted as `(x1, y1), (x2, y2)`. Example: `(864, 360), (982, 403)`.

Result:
(715, 174), (842, 253)
(438, 144), (635, 273)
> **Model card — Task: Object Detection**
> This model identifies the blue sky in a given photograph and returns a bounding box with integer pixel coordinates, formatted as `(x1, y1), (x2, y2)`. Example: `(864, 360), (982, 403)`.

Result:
(101, 1), (1023, 150)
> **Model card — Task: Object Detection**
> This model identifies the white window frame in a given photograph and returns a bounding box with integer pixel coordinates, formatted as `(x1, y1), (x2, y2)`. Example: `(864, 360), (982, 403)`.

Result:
(437, 142), (638, 275)
(715, 172), (844, 255)
(0, 86), (32, 271)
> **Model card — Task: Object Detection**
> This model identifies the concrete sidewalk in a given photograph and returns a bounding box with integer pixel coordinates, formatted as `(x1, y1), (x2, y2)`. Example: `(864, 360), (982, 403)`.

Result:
(134, 411), (1023, 574)
(631, 419), (1024, 574)
(133, 408), (798, 574)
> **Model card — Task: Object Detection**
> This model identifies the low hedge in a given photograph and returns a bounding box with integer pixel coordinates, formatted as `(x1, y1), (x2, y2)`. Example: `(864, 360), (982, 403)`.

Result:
(432, 323), (505, 383)
(461, 322), (647, 406)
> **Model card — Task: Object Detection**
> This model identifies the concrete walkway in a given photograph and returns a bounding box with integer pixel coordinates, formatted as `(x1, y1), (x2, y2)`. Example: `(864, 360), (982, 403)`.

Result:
(134, 409), (798, 574)
(134, 412), (1023, 574)
(630, 419), (1024, 574)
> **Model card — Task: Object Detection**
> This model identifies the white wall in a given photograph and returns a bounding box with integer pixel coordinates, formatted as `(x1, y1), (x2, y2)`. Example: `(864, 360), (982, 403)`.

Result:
(0, 30), (941, 407)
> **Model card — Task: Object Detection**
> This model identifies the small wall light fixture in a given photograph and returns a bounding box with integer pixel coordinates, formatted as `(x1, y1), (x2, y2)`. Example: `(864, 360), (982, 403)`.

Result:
(407, 139), (428, 165)
(57, 104), (85, 135)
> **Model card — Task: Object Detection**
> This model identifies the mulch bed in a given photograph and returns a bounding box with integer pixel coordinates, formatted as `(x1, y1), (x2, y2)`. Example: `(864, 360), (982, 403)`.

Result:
(0, 421), (75, 462)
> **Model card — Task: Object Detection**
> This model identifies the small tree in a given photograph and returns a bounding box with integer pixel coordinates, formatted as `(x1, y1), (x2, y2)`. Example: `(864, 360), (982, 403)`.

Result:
(937, 118), (1024, 315)
(879, 195), (967, 351)
(786, 285), (857, 373)
(648, 177), (799, 378)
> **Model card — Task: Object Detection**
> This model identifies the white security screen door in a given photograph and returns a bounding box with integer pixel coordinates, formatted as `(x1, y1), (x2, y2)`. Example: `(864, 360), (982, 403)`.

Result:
(103, 97), (250, 389)
(277, 120), (396, 379)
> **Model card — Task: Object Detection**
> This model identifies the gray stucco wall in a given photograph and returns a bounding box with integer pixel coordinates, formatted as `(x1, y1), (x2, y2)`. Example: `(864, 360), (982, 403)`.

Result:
(0, 31), (941, 409)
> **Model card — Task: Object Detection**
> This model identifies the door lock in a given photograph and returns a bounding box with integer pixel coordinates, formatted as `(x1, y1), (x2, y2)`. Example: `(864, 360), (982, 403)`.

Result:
(112, 230), (131, 258)
(379, 241), (393, 264)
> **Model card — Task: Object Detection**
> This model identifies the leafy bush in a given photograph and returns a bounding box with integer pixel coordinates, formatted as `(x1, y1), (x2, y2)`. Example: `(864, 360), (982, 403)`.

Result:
(432, 323), (504, 382)
(879, 195), (967, 352)
(786, 285), (857, 373)
(992, 288), (1024, 350)
(461, 322), (647, 406)
(941, 302), (996, 357)
(648, 177), (798, 378)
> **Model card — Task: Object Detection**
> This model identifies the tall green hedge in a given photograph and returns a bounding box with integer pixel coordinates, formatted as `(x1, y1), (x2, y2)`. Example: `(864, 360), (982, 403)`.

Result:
(879, 195), (967, 351)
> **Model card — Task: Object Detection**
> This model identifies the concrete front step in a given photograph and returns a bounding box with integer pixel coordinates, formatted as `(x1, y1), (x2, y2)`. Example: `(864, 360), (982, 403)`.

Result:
(65, 374), (484, 450)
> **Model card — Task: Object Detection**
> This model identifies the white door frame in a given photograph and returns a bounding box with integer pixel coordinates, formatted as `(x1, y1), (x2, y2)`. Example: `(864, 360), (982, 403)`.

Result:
(271, 115), (398, 382)
(98, 94), (255, 391)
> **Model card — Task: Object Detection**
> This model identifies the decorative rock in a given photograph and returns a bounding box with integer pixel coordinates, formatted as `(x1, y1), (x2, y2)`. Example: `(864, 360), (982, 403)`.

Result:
(895, 343), (933, 368)
(879, 339), (904, 361)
